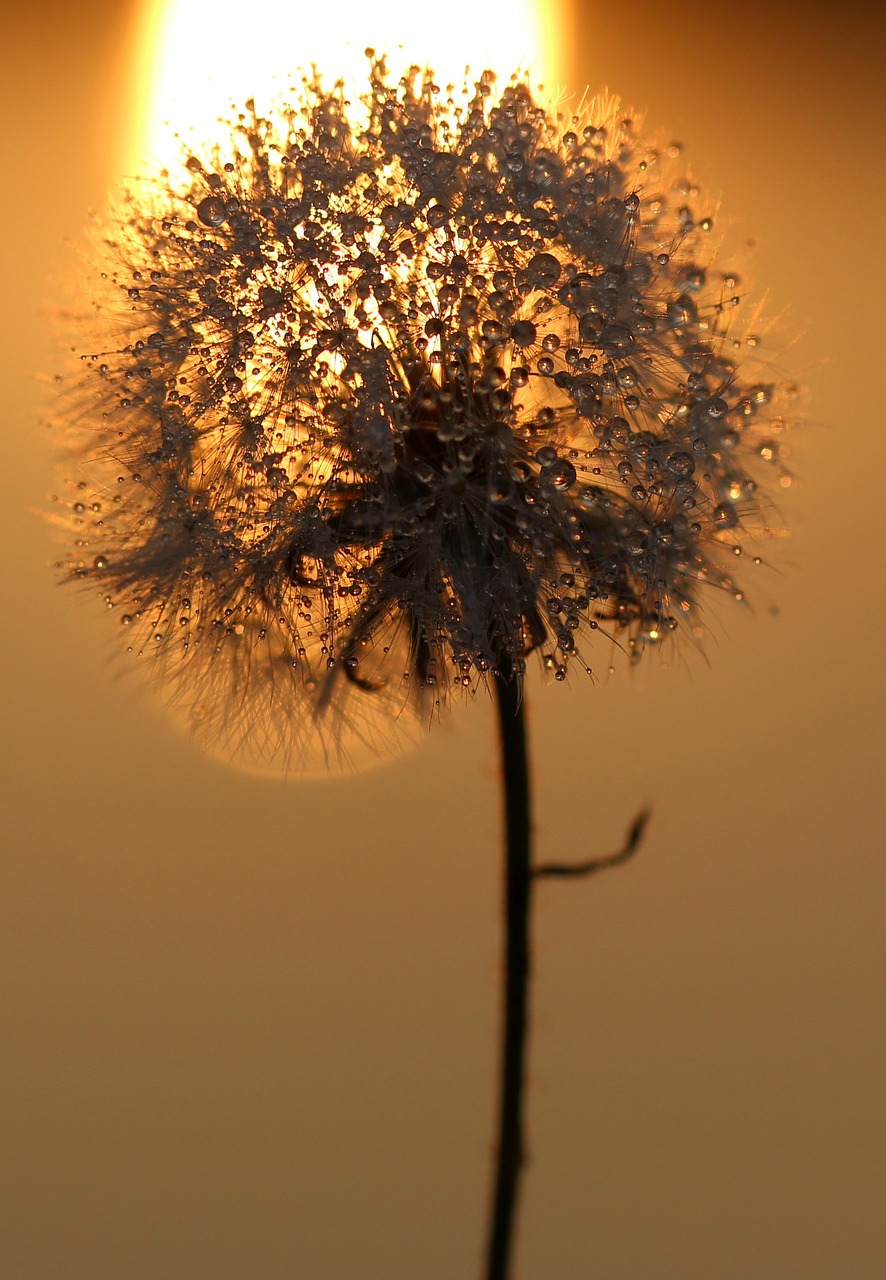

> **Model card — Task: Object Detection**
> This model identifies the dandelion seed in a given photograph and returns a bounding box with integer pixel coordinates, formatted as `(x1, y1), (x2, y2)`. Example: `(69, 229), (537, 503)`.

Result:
(58, 57), (791, 774)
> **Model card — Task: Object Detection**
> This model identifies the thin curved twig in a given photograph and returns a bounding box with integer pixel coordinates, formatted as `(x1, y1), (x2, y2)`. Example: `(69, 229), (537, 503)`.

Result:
(532, 808), (651, 879)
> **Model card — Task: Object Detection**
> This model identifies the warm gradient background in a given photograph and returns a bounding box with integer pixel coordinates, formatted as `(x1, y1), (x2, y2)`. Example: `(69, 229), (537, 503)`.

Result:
(2, 3), (884, 1278)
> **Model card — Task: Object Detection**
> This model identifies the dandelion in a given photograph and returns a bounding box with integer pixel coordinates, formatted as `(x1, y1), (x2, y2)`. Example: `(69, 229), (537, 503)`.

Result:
(61, 56), (789, 773)
(57, 56), (792, 1280)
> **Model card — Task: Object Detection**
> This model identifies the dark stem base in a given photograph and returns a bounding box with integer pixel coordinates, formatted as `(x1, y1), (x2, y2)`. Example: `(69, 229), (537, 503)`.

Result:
(485, 667), (532, 1280)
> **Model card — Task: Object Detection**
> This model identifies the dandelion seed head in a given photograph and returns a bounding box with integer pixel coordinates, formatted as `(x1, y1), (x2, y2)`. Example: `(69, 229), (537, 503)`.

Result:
(58, 58), (792, 774)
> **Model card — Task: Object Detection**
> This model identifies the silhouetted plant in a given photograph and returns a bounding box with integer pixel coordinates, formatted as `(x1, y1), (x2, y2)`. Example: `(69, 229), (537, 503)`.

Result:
(57, 57), (791, 1280)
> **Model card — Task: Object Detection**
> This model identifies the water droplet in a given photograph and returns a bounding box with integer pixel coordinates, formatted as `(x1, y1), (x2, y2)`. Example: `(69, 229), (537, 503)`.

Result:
(527, 252), (561, 288)
(600, 323), (634, 355)
(545, 459), (576, 490)
(578, 313), (601, 342)
(667, 296), (696, 326)
(666, 451), (695, 477)
(489, 476), (514, 503)
(196, 196), (226, 227)
(579, 485), (605, 508)
(713, 502), (739, 528)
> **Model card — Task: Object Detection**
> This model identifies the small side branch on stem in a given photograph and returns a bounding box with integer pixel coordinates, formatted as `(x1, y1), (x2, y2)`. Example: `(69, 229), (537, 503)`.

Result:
(532, 808), (651, 880)
(484, 670), (649, 1280)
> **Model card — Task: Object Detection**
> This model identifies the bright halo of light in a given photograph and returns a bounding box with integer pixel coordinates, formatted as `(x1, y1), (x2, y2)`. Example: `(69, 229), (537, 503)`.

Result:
(133, 0), (564, 170)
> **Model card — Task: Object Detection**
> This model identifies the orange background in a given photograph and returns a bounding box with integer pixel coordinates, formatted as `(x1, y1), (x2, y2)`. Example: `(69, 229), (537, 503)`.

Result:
(1, 3), (884, 1277)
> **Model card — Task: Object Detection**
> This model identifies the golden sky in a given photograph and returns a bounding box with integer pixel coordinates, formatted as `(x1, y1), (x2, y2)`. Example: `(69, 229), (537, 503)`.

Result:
(1, 2), (884, 1277)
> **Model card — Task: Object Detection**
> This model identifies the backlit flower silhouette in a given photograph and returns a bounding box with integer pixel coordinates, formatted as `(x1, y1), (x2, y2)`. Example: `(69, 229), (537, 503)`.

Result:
(61, 58), (790, 772)
(56, 55), (799, 1280)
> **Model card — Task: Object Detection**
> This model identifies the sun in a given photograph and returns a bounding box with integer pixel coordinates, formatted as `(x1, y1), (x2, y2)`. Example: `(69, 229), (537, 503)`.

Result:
(132, 0), (564, 169)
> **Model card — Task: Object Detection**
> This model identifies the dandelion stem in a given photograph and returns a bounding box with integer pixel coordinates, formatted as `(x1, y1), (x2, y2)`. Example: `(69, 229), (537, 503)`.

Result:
(486, 663), (532, 1280)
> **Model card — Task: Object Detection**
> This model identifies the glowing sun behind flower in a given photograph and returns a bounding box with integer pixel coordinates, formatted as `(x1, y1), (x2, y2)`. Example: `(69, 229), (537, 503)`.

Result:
(135, 0), (561, 168)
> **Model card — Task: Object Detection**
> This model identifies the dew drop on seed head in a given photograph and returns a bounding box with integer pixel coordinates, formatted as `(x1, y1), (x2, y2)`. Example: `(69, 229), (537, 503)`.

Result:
(666, 451), (695, 477)
(578, 313), (601, 342)
(601, 323), (635, 355)
(489, 476), (514, 503)
(527, 252), (561, 288)
(545, 459), (576, 489)
(714, 502), (739, 528)
(197, 196), (227, 227)
(579, 485), (604, 508)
